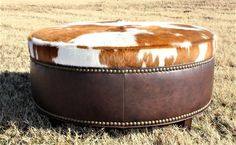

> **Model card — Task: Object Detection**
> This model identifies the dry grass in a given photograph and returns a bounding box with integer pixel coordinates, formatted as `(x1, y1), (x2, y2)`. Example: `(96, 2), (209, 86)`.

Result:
(0, 0), (236, 144)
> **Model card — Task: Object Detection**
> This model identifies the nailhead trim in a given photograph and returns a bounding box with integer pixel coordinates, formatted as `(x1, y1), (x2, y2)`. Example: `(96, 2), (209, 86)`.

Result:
(35, 100), (211, 127)
(31, 57), (214, 74)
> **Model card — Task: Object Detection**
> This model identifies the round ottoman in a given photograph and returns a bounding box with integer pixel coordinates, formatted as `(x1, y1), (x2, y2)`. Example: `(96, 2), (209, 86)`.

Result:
(28, 21), (215, 129)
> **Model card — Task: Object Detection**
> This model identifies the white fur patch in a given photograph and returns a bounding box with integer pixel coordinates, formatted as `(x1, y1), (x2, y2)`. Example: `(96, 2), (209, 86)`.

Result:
(138, 48), (178, 67)
(174, 33), (183, 36)
(52, 46), (107, 67)
(172, 41), (192, 48)
(35, 48), (38, 60)
(195, 43), (208, 62)
(28, 41), (34, 58)
(172, 41), (192, 55)
(201, 33), (209, 39)
(29, 37), (107, 67)
(70, 28), (154, 47)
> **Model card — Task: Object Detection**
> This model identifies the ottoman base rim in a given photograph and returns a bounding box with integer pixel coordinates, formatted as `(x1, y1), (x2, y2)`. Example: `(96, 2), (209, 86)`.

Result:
(30, 57), (214, 73)
(34, 100), (211, 128)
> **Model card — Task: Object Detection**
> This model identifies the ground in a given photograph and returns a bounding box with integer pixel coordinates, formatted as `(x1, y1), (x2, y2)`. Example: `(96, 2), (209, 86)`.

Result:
(0, 0), (235, 144)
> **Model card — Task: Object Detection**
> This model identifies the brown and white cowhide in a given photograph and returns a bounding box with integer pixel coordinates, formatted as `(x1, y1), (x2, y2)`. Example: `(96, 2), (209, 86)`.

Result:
(28, 21), (216, 68)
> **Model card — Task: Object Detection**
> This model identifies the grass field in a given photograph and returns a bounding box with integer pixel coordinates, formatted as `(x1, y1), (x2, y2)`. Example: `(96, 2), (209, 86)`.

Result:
(0, 0), (236, 144)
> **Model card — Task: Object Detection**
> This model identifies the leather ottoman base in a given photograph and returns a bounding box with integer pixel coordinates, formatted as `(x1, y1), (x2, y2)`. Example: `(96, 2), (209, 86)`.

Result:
(30, 58), (214, 128)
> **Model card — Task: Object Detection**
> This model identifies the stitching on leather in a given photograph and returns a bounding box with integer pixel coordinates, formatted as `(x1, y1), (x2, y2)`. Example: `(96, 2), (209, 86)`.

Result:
(35, 100), (211, 127)
(30, 57), (214, 74)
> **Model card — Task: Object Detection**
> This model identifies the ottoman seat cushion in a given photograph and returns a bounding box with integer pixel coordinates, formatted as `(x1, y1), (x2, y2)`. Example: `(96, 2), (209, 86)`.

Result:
(28, 21), (215, 68)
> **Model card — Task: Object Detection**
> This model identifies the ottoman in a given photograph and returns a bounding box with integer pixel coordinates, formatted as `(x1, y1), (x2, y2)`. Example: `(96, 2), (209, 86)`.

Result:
(28, 21), (215, 129)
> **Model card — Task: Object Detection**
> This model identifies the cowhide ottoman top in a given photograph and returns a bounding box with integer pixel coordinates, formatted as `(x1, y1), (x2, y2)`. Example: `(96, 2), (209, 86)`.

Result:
(28, 21), (215, 68)
(28, 21), (215, 129)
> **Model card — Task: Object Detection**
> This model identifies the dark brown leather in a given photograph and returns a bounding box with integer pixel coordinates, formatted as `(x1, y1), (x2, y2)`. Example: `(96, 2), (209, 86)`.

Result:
(30, 58), (214, 128)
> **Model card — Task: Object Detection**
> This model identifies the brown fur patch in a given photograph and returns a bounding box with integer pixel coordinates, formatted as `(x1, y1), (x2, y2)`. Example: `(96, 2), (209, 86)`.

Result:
(33, 45), (58, 63)
(99, 49), (142, 68)
(29, 25), (135, 43)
